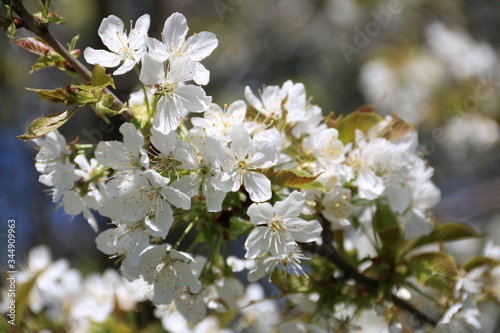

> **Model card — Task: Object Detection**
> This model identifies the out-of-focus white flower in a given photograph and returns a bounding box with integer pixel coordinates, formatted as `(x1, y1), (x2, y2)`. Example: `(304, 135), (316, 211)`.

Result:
(435, 297), (481, 333)
(121, 244), (202, 305)
(303, 127), (345, 169)
(426, 22), (497, 80)
(191, 101), (247, 141)
(322, 187), (353, 230)
(33, 131), (78, 201)
(442, 114), (500, 161)
(245, 85), (283, 118)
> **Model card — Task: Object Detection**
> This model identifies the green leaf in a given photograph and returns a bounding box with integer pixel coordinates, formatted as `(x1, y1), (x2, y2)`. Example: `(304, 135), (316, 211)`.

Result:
(39, 0), (52, 18)
(378, 113), (414, 141)
(68, 35), (80, 52)
(409, 222), (481, 251)
(15, 270), (40, 324)
(91, 64), (115, 89)
(373, 201), (403, 253)
(270, 267), (310, 293)
(17, 110), (76, 140)
(130, 104), (149, 129)
(229, 217), (253, 239)
(46, 12), (66, 25)
(263, 167), (321, 189)
(27, 86), (84, 105)
(462, 256), (500, 272)
(337, 106), (384, 144)
(410, 252), (457, 277)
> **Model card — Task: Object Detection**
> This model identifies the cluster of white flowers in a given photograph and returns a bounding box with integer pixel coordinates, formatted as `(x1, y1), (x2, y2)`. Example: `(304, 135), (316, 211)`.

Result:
(23, 11), (500, 333)
(0, 245), (146, 333)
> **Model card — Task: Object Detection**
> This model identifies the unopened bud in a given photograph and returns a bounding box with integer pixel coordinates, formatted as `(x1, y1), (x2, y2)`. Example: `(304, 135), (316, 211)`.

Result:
(13, 18), (24, 29)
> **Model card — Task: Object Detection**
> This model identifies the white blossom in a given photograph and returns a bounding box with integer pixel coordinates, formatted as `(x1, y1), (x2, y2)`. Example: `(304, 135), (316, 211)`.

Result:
(84, 14), (150, 75)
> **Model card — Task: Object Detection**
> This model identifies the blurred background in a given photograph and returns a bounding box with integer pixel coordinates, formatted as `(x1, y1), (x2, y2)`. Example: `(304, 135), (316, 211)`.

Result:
(1, 0), (500, 296)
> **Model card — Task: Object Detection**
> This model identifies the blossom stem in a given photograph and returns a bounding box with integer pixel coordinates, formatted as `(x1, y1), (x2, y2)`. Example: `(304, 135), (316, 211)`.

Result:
(303, 238), (439, 327)
(200, 234), (221, 278)
(6, 0), (131, 119)
(134, 66), (151, 117)
(173, 221), (194, 249)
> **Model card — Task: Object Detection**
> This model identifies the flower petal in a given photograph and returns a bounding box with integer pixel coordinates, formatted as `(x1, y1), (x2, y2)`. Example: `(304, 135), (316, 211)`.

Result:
(274, 190), (304, 218)
(84, 48), (121, 67)
(183, 31), (218, 61)
(243, 171), (272, 202)
(162, 12), (188, 52)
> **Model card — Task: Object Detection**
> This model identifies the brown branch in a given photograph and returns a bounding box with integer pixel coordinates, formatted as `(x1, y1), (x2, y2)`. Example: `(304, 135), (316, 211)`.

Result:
(303, 229), (439, 327)
(5, 0), (132, 119)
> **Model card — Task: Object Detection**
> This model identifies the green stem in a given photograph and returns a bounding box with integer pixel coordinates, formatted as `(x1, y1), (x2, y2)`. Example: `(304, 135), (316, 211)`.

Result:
(134, 66), (151, 116)
(200, 234), (221, 278)
(6, 0), (128, 118)
(334, 230), (345, 255)
(173, 221), (194, 249)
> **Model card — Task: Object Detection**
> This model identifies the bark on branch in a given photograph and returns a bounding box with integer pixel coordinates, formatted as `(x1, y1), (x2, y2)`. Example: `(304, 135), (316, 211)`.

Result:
(5, 0), (131, 119)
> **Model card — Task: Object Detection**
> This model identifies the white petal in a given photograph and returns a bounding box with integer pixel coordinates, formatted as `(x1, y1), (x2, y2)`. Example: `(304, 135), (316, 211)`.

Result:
(274, 191), (304, 218)
(176, 85), (212, 113)
(243, 172), (272, 202)
(162, 12), (188, 51)
(129, 14), (150, 49)
(113, 58), (138, 75)
(247, 202), (274, 225)
(287, 218), (322, 243)
(120, 123), (144, 155)
(161, 186), (191, 210)
(147, 37), (170, 62)
(145, 203), (174, 237)
(153, 97), (181, 134)
(139, 54), (164, 85)
(95, 228), (118, 255)
(84, 48), (121, 67)
(245, 86), (263, 111)
(244, 227), (269, 259)
(183, 31), (218, 61)
(192, 62), (210, 85)
(98, 15), (125, 52)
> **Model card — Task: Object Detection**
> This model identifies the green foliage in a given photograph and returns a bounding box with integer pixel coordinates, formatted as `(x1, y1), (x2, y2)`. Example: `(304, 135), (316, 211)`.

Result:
(407, 251), (457, 288)
(374, 201), (403, 254)
(407, 222), (482, 252)
(33, 11), (66, 25)
(462, 256), (500, 271)
(12, 37), (79, 74)
(337, 106), (384, 144)
(17, 109), (76, 140)
(263, 167), (323, 190)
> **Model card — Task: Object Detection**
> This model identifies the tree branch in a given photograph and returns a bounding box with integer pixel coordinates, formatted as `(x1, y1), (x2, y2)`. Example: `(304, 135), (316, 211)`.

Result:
(5, 0), (132, 119)
(304, 230), (439, 327)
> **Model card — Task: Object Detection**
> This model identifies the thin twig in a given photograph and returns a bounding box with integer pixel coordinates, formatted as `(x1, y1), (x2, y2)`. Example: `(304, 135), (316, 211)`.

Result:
(303, 225), (439, 327)
(5, 0), (131, 119)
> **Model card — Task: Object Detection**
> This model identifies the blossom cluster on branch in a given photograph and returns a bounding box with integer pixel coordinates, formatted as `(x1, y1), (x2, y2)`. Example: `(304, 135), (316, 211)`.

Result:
(2, 4), (500, 333)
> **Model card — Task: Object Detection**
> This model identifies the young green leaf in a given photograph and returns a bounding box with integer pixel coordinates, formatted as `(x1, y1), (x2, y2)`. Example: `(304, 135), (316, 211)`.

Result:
(337, 106), (384, 144)
(91, 64), (115, 89)
(408, 222), (481, 251)
(17, 109), (76, 140)
(263, 167), (321, 189)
